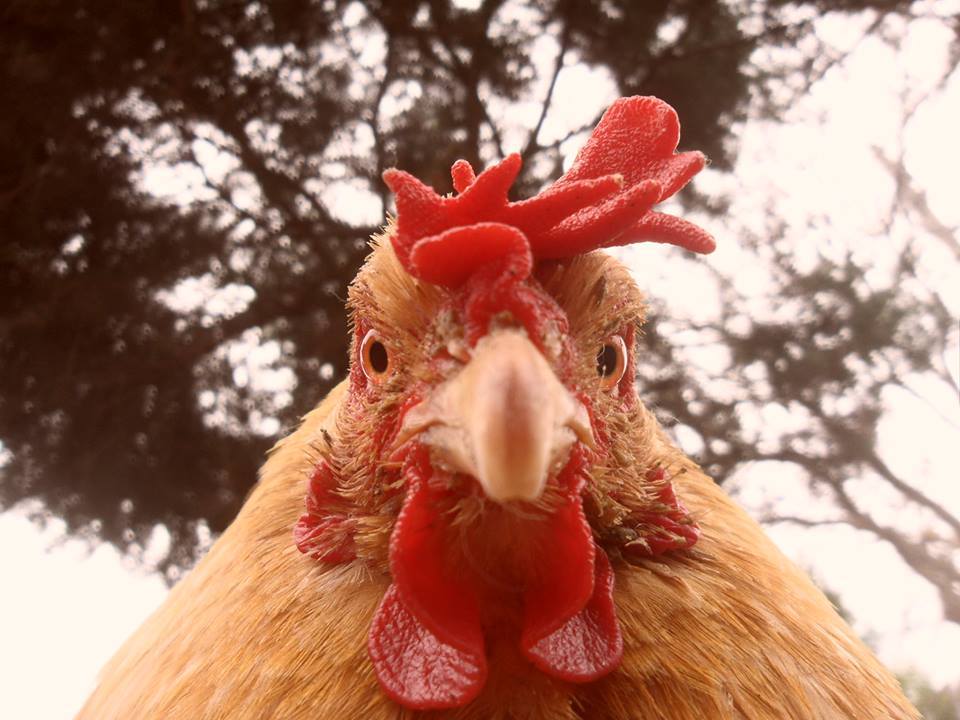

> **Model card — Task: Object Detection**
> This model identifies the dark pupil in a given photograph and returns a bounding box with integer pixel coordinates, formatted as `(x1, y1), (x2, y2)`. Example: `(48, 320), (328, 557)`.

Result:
(597, 343), (618, 377)
(368, 340), (389, 374)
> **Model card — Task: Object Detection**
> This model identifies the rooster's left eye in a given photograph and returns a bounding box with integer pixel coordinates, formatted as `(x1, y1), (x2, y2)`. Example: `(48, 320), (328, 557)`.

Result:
(360, 329), (392, 382)
(597, 335), (627, 389)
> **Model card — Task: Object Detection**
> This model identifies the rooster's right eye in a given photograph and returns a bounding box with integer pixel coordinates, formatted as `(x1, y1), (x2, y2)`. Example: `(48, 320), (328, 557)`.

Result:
(597, 335), (627, 390)
(360, 329), (392, 382)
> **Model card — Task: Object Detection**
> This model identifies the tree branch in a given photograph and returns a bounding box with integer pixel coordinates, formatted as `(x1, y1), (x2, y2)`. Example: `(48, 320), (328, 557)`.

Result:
(748, 449), (960, 624)
(521, 21), (569, 161)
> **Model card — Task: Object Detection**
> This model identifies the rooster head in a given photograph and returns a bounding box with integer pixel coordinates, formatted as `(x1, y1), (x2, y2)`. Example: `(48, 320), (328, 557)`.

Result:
(295, 96), (712, 710)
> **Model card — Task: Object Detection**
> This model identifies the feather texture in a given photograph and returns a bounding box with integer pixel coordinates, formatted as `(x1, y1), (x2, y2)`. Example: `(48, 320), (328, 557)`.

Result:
(79, 246), (918, 719)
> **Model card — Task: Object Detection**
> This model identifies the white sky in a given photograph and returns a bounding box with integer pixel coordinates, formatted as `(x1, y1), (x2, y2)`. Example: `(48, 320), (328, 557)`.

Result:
(2, 4), (959, 719)
(0, 509), (168, 718)
(613, 6), (960, 689)
(615, 4), (960, 686)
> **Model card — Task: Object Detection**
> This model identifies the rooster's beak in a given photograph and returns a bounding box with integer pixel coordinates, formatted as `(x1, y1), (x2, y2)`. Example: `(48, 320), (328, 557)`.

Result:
(396, 328), (594, 502)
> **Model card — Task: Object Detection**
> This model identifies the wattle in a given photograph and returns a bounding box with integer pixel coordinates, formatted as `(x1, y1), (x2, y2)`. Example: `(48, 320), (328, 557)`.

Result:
(367, 444), (623, 710)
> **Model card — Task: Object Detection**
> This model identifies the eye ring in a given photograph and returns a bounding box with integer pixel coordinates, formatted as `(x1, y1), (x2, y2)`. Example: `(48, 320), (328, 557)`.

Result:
(360, 329), (392, 383)
(597, 335), (627, 390)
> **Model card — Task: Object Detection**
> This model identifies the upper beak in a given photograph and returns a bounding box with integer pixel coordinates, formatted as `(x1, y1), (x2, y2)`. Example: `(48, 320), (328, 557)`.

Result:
(395, 328), (594, 502)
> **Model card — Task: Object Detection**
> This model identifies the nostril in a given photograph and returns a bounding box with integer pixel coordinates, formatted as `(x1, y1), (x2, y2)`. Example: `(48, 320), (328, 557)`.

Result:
(485, 311), (523, 334)
(446, 339), (471, 363)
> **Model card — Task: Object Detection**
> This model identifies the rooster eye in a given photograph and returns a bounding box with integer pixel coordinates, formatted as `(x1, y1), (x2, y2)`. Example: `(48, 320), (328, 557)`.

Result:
(597, 335), (627, 389)
(360, 329), (391, 382)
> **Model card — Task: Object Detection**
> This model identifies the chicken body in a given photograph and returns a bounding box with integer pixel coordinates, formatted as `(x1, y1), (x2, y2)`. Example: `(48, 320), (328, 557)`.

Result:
(79, 244), (918, 720)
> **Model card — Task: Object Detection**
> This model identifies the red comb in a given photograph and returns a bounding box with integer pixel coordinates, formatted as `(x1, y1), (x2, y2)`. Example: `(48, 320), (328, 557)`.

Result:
(383, 96), (714, 289)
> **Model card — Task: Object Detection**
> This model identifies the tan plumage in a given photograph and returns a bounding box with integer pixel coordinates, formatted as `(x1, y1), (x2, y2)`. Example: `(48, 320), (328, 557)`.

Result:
(79, 239), (918, 719)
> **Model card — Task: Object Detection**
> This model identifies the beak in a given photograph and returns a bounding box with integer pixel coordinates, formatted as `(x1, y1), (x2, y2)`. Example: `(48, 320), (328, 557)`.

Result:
(396, 329), (594, 502)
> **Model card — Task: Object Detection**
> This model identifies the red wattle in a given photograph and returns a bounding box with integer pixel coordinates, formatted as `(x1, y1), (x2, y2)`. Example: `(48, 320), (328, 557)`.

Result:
(368, 446), (487, 708)
(389, 451), (484, 653)
(368, 583), (487, 709)
(522, 545), (623, 682)
(520, 491), (596, 646)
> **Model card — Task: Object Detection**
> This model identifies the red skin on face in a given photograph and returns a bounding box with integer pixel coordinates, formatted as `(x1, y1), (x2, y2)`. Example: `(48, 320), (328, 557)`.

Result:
(295, 96), (711, 710)
(293, 461), (356, 564)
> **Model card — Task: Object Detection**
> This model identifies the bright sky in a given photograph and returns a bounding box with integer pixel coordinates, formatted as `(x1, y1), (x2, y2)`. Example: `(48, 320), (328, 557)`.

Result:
(619, 6), (960, 689)
(0, 508), (168, 718)
(617, 5), (960, 686)
(2, 4), (959, 719)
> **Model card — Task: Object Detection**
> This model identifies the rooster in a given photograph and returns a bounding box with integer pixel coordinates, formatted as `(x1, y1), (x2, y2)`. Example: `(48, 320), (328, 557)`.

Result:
(78, 97), (918, 719)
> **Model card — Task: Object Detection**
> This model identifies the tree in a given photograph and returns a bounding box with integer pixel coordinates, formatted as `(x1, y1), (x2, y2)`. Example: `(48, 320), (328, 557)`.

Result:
(899, 672), (960, 720)
(824, 586), (959, 718)
(1, 0), (956, 624)
(666, 32), (960, 622)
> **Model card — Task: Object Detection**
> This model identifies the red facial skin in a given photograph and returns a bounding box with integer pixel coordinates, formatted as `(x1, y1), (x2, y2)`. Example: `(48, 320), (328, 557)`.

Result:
(297, 347), (697, 709)
(293, 461), (356, 564)
(295, 96), (712, 710)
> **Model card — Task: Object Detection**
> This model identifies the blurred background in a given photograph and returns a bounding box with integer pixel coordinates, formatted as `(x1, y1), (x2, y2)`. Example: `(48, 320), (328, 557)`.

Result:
(1, 0), (957, 717)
